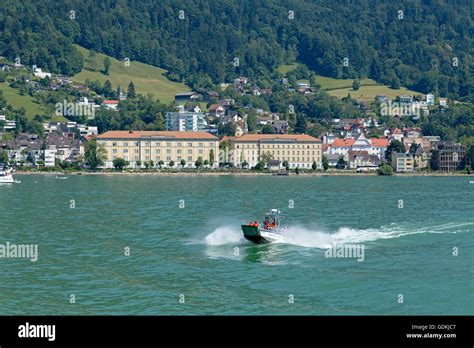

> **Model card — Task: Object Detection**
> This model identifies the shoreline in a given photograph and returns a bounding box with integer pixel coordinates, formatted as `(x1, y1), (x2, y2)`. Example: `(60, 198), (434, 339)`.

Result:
(14, 170), (471, 177)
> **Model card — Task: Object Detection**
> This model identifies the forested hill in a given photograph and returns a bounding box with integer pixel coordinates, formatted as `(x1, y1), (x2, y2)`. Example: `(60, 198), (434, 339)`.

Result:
(1, 0), (473, 101)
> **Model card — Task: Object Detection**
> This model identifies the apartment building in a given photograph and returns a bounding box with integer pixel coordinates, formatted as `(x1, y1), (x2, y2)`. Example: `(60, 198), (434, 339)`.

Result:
(165, 106), (207, 132)
(391, 152), (414, 172)
(96, 131), (219, 168)
(229, 134), (322, 169)
(431, 141), (465, 171)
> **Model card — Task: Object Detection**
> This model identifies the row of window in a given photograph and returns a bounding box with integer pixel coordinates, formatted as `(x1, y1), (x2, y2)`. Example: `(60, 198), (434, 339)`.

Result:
(112, 149), (205, 155)
(112, 156), (196, 162)
(236, 144), (318, 149)
(241, 150), (317, 156)
(238, 157), (320, 163)
(109, 141), (215, 147)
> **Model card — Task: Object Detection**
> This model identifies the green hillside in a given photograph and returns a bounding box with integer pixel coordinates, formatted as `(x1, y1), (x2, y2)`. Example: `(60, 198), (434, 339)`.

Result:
(73, 45), (189, 103)
(315, 76), (423, 102)
(0, 82), (55, 119)
(279, 63), (424, 102)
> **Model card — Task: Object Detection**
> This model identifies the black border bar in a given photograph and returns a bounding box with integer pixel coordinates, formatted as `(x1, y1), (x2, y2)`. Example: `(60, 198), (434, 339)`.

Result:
(0, 316), (472, 346)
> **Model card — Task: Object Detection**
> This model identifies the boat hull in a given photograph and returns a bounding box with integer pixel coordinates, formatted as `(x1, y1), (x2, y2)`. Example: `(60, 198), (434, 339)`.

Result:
(241, 225), (269, 244)
(241, 225), (283, 244)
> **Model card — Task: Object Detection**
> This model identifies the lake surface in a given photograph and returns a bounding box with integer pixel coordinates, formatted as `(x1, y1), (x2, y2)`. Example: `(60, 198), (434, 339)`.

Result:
(1, 175), (473, 315)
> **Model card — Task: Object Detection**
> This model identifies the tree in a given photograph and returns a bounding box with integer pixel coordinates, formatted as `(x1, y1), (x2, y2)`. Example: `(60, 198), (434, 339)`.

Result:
(254, 160), (266, 171)
(203, 159), (209, 167)
(262, 151), (273, 165)
(144, 161), (150, 169)
(180, 159), (186, 168)
(261, 124), (275, 134)
(102, 80), (113, 97)
(169, 160), (175, 168)
(294, 114), (307, 133)
(136, 160), (142, 169)
(295, 166), (300, 175)
(242, 160), (249, 169)
(385, 140), (405, 163)
(0, 150), (9, 164)
(312, 161), (317, 170)
(377, 164), (393, 176)
(149, 160), (154, 169)
(336, 155), (346, 169)
(195, 156), (203, 168)
(84, 140), (107, 169)
(209, 149), (215, 165)
(352, 79), (360, 91)
(113, 157), (129, 170)
(390, 76), (401, 89)
(218, 122), (236, 136)
(322, 155), (329, 171)
(127, 82), (136, 98)
(103, 57), (111, 75)
(158, 160), (164, 169)
(282, 160), (289, 171)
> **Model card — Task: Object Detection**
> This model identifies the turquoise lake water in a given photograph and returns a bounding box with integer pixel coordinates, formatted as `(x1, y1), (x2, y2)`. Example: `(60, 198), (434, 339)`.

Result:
(0, 175), (473, 315)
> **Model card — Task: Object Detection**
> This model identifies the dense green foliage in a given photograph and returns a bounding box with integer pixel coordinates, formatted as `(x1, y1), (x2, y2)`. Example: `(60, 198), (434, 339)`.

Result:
(1, 0), (472, 101)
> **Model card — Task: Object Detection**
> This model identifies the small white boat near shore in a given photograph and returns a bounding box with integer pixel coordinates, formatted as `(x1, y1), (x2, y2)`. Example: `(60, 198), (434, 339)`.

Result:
(0, 168), (19, 184)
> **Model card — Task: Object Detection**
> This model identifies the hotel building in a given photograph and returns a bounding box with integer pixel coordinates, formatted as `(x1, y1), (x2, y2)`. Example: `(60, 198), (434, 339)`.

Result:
(96, 131), (219, 168)
(228, 134), (322, 169)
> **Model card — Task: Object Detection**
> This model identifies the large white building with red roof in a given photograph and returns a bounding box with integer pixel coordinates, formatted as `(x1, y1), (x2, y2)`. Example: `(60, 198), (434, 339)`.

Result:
(327, 134), (389, 160)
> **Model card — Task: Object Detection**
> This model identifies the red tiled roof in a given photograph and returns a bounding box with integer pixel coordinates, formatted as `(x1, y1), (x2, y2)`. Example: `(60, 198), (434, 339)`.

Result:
(371, 138), (389, 147)
(82, 135), (96, 142)
(103, 100), (119, 104)
(332, 138), (355, 147)
(220, 136), (236, 143)
(97, 131), (218, 140)
(233, 134), (320, 142)
(208, 104), (222, 111)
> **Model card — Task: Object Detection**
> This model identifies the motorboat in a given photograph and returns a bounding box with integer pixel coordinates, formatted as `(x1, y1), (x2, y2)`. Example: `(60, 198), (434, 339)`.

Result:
(241, 209), (286, 244)
(0, 168), (17, 184)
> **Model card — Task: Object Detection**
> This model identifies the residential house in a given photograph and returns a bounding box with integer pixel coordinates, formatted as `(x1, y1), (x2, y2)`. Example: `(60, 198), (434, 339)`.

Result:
(412, 145), (428, 169)
(33, 68), (52, 79)
(174, 92), (200, 102)
(272, 120), (289, 134)
(399, 95), (413, 104)
(426, 93), (435, 105)
(102, 100), (119, 110)
(390, 128), (404, 142)
(347, 150), (380, 171)
(439, 98), (448, 107)
(184, 104), (201, 113)
(203, 91), (220, 102)
(78, 126), (98, 136)
(208, 104), (225, 118)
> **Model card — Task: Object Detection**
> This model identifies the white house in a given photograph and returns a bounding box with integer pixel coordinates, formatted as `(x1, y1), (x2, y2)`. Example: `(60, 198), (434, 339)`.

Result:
(102, 100), (119, 110)
(33, 68), (52, 79)
(329, 134), (389, 160)
(78, 125), (98, 136)
(426, 93), (435, 105)
(44, 149), (56, 167)
(439, 98), (448, 107)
